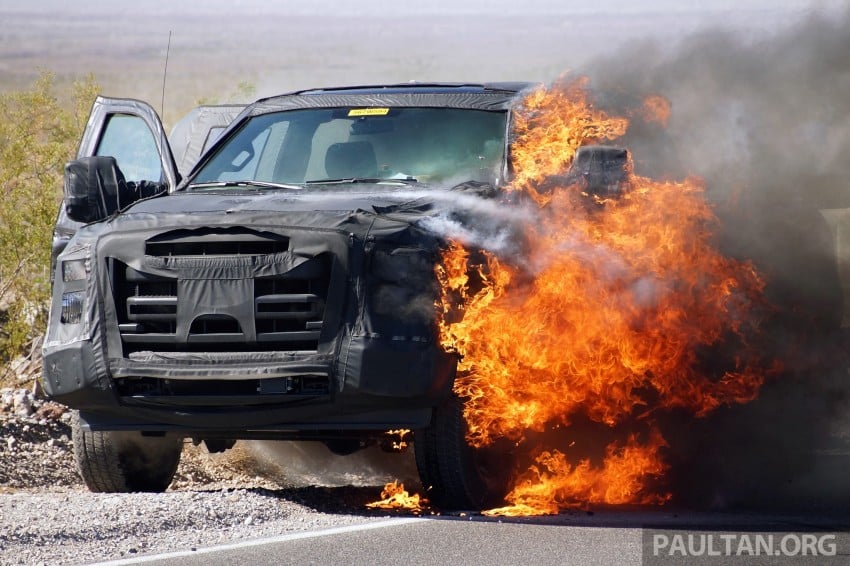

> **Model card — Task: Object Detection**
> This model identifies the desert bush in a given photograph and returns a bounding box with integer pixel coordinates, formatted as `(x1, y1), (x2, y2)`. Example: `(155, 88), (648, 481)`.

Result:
(0, 73), (99, 366)
(194, 81), (256, 106)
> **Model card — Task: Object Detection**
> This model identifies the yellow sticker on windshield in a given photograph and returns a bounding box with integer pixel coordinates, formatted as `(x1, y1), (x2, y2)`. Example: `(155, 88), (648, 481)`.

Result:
(348, 108), (390, 117)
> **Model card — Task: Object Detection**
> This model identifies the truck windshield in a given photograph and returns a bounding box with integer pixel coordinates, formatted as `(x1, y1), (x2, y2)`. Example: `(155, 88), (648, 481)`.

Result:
(190, 107), (507, 188)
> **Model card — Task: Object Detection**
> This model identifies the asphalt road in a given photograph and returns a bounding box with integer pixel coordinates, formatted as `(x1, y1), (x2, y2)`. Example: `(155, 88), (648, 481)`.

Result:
(91, 506), (850, 566)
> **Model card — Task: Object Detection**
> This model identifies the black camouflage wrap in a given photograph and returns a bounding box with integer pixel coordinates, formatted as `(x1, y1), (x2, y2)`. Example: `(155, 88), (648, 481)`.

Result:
(44, 85), (533, 434)
(44, 189), (459, 431)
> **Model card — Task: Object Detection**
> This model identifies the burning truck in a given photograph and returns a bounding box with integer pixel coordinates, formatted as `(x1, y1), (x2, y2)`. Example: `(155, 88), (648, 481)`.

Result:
(43, 79), (814, 513)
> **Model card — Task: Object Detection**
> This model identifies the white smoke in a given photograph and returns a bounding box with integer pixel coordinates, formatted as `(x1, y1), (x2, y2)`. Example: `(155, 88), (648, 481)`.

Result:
(246, 441), (421, 489)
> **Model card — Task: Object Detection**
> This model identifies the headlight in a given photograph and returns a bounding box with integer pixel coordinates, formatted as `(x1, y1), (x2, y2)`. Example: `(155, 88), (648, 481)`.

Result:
(60, 291), (84, 324)
(62, 259), (87, 282)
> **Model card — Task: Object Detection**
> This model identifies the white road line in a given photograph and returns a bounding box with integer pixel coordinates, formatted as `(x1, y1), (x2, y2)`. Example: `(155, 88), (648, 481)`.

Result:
(89, 517), (427, 565)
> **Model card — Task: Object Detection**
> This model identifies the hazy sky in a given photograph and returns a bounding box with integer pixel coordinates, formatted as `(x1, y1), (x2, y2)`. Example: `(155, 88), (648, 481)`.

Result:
(2, 0), (841, 15)
(0, 0), (845, 118)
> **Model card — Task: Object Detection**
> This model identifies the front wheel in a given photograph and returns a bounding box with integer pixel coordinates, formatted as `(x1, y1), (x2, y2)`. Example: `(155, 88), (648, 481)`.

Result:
(414, 394), (514, 511)
(72, 412), (182, 492)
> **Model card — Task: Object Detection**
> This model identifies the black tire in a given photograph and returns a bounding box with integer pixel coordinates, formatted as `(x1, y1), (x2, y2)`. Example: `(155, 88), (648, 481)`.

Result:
(71, 412), (182, 492)
(414, 394), (513, 511)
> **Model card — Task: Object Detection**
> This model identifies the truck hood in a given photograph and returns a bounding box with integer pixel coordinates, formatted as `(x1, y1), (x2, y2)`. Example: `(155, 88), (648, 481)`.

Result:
(128, 186), (453, 217)
(67, 181), (521, 260)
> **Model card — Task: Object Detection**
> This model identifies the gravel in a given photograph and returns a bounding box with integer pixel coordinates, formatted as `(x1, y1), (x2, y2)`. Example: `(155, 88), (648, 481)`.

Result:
(0, 388), (421, 565)
(0, 489), (389, 565)
(0, 394), (77, 491)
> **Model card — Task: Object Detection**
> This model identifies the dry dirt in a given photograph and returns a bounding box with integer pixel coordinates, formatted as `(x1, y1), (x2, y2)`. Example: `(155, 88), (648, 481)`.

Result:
(0, 386), (294, 494)
(0, 386), (428, 565)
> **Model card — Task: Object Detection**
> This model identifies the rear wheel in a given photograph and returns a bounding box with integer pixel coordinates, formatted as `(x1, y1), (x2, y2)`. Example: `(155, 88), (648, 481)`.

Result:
(414, 394), (513, 510)
(72, 412), (182, 492)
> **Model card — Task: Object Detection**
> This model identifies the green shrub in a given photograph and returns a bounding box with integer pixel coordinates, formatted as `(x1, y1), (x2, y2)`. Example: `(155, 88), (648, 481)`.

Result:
(0, 73), (99, 367)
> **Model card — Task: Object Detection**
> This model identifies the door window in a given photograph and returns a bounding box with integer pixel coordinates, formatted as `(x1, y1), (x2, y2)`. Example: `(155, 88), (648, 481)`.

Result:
(95, 114), (163, 183)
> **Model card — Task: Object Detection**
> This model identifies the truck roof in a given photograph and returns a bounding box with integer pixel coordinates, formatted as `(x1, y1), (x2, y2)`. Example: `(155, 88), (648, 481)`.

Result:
(289, 82), (537, 96)
(249, 82), (537, 114)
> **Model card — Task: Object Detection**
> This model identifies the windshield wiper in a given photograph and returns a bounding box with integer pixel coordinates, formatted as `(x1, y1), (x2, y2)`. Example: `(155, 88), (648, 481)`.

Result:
(187, 181), (304, 191)
(304, 177), (418, 185)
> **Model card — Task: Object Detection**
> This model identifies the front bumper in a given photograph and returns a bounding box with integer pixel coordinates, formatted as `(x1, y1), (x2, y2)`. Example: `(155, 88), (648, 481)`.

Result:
(43, 322), (455, 432)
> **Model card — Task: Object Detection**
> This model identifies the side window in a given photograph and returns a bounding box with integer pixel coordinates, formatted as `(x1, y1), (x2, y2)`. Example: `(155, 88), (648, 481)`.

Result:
(96, 114), (163, 183)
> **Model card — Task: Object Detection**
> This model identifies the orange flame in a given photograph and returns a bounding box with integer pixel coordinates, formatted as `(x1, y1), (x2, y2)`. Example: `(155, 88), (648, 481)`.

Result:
(484, 431), (670, 516)
(510, 76), (629, 204)
(640, 94), (672, 127)
(438, 75), (776, 515)
(366, 481), (430, 514)
(384, 429), (412, 451)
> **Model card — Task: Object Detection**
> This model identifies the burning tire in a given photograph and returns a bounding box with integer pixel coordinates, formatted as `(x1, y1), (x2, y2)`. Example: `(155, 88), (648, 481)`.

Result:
(414, 394), (513, 511)
(71, 412), (182, 492)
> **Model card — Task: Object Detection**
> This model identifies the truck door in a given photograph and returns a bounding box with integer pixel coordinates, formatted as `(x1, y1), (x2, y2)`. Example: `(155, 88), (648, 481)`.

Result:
(52, 96), (179, 269)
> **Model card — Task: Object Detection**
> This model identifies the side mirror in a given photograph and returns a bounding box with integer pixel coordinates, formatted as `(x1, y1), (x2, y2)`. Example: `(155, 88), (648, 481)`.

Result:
(64, 156), (125, 223)
(64, 156), (166, 223)
(535, 145), (630, 197)
(569, 145), (630, 197)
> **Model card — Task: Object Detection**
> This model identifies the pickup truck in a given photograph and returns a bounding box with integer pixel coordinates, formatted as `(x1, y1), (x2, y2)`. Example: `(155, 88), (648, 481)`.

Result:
(47, 83), (628, 509)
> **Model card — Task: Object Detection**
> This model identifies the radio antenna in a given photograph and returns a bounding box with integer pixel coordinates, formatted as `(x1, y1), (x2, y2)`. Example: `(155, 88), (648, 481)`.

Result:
(161, 30), (172, 117)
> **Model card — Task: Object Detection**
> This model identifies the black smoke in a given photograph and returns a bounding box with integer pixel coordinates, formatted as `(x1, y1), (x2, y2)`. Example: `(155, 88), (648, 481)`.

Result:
(584, 9), (850, 511)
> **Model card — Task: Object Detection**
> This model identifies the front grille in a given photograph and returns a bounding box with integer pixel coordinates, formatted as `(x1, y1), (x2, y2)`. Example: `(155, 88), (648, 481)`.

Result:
(145, 227), (289, 257)
(117, 266), (177, 341)
(255, 257), (329, 349)
(109, 235), (331, 355)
